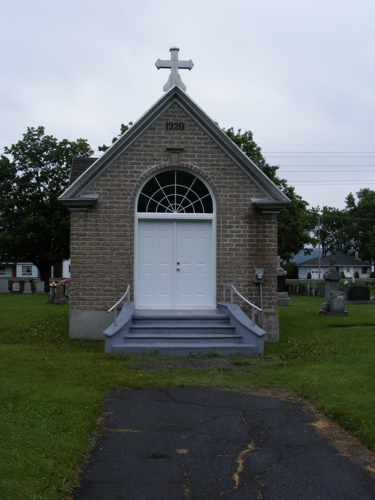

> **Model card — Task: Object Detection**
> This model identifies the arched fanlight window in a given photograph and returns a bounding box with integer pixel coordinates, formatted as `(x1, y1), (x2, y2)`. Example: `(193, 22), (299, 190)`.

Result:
(137, 170), (213, 213)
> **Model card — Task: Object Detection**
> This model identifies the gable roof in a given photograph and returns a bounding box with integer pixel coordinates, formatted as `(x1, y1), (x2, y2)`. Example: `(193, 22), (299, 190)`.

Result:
(297, 253), (371, 267)
(59, 85), (290, 213)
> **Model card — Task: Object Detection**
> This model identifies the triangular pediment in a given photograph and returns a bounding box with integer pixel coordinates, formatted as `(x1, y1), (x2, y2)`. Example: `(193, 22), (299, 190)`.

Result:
(59, 86), (290, 212)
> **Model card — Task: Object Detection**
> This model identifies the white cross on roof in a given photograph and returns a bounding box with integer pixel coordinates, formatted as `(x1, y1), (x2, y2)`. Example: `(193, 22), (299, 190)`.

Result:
(155, 47), (194, 92)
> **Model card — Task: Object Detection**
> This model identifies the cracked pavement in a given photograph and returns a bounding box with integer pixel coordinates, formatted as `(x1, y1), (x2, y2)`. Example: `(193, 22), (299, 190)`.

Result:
(73, 388), (375, 499)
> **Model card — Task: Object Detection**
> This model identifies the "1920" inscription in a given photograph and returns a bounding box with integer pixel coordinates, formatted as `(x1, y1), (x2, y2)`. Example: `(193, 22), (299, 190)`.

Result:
(166, 122), (185, 131)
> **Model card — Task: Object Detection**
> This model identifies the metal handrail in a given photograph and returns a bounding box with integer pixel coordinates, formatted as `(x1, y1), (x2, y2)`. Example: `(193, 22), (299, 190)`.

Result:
(107, 285), (130, 326)
(222, 283), (263, 327)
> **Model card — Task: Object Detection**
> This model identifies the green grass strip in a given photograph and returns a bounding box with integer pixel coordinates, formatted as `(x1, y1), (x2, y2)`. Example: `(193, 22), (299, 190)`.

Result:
(0, 294), (374, 499)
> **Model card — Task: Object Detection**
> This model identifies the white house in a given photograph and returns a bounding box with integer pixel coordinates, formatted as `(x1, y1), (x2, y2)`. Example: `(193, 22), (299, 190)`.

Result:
(297, 253), (372, 280)
(0, 262), (40, 280)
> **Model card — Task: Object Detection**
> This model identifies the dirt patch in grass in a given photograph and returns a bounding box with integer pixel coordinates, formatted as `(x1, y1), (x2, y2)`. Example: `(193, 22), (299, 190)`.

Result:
(332, 324), (375, 329)
(139, 357), (259, 372)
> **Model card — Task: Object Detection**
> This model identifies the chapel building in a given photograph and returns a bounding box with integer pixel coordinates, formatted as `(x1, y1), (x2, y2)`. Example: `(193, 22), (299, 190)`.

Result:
(59, 48), (290, 355)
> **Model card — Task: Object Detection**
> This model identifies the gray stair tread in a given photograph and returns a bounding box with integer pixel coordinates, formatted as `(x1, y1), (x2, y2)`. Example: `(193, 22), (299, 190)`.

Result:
(113, 343), (256, 348)
(133, 310), (229, 320)
(109, 344), (260, 356)
(125, 334), (242, 339)
(130, 324), (234, 329)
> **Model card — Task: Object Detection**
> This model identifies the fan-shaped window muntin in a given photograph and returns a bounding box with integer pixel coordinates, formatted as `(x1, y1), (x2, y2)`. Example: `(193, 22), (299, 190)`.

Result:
(137, 170), (213, 214)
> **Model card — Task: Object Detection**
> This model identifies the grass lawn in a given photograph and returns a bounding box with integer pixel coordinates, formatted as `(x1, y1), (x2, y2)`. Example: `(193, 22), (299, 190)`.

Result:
(1, 293), (375, 499)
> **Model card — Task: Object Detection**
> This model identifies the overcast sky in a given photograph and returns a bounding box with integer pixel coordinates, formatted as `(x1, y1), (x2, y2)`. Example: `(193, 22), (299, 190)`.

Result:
(1, 0), (374, 211)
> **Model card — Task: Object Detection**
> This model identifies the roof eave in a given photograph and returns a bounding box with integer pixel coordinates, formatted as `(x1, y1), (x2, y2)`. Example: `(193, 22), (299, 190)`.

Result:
(251, 198), (290, 214)
(59, 195), (99, 212)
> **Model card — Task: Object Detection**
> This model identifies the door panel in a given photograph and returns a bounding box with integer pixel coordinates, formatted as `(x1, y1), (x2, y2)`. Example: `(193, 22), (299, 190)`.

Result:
(137, 220), (213, 307)
(176, 221), (212, 306)
(137, 221), (174, 306)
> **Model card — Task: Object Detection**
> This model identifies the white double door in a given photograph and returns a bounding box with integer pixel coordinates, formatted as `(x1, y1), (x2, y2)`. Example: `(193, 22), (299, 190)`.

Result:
(137, 219), (214, 307)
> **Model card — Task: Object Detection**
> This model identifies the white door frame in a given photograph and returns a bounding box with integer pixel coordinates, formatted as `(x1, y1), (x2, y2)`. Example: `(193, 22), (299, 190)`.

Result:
(134, 213), (216, 308)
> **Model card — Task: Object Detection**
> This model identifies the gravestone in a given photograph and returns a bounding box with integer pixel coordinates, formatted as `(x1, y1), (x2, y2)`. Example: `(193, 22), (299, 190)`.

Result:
(277, 256), (290, 306)
(56, 283), (65, 300)
(277, 292), (290, 306)
(330, 291), (347, 314)
(319, 260), (348, 316)
(309, 281), (316, 296)
(12, 282), (20, 293)
(49, 285), (56, 303)
(24, 282), (32, 294)
(36, 281), (45, 293)
(346, 284), (371, 304)
(65, 283), (70, 298)
(0, 280), (9, 293)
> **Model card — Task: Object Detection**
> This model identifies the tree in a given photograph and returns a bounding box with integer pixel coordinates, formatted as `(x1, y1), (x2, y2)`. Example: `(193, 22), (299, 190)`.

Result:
(225, 127), (316, 261)
(98, 122), (133, 152)
(0, 126), (93, 289)
(310, 206), (351, 257)
(344, 189), (375, 264)
(311, 190), (375, 265)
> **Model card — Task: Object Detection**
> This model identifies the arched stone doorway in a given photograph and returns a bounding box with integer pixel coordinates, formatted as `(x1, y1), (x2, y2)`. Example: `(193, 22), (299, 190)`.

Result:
(135, 168), (216, 308)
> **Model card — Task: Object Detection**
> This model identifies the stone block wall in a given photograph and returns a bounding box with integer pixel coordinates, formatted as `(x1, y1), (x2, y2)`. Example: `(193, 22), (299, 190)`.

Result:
(69, 103), (279, 340)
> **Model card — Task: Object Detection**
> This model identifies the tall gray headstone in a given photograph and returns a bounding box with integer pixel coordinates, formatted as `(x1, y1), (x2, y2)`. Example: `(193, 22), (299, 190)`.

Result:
(277, 256), (290, 306)
(0, 280), (9, 293)
(36, 281), (45, 293)
(24, 282), (32, 294)
(49, 285), (56, 303)
(319, 263), (347, 316)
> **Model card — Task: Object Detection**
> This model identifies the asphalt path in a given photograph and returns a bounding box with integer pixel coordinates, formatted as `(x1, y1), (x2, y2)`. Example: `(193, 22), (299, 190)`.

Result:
(73, 388), (375, 499)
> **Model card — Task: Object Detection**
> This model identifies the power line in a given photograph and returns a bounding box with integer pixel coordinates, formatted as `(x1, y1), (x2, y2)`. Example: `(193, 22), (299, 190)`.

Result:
(266, 155), (375, 159)
(312, 214), (375, 222)
(283, 170), (375, 173)
(287, 179), (375, 187)
(264, 151), (375, 154)
(279, 168), (375, 172)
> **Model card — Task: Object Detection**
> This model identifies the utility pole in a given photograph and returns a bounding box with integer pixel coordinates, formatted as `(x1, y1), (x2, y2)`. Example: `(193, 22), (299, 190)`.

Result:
(318, 216), (321, 280)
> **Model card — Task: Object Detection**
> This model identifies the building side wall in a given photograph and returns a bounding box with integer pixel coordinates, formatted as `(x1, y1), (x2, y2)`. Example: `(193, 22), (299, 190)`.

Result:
(70, 103), (279, 340)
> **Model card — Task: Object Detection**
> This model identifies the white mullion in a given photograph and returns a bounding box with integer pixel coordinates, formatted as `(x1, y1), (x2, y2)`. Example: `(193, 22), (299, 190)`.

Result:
(173, 220), (177, 307)
(176, 177), (198, 212)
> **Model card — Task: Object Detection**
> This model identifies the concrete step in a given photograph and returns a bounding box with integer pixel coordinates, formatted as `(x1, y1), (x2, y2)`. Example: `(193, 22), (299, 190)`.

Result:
(129, 324), (236, 335)
(109, 343), (260, 356)
(104, 303), (265, 356)
(132, 310), (230, 326)
(123, 333), (243, 344)
(130, 309), (234, 336)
